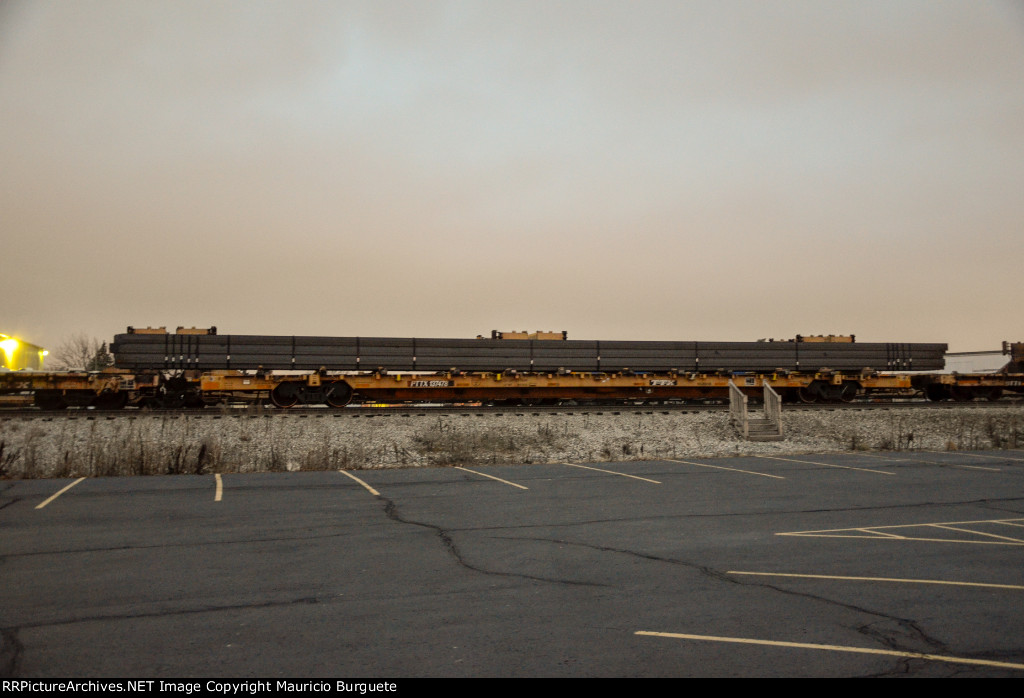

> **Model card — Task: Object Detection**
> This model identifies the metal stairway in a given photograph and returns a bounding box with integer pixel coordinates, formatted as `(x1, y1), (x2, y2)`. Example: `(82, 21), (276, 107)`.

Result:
(729, 379), (784, 441)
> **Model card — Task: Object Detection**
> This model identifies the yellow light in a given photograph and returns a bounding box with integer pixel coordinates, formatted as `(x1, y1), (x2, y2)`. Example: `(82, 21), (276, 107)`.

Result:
(0, 337), (18, 367)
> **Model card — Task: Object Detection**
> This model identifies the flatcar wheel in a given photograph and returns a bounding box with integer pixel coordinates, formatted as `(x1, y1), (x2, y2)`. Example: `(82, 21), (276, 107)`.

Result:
(325, 381), (352, 408)
(94, 391), (128, 410)
(839, 382), (858, 403)
(271, 382), (300, 408)
(34, 390), (67, 410)
(950, 387), (974, 402)
(797, 387), (818, 404)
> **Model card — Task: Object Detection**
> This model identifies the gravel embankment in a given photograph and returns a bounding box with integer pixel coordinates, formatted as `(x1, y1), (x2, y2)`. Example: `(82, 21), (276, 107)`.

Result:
(1, 405), (1022, 479)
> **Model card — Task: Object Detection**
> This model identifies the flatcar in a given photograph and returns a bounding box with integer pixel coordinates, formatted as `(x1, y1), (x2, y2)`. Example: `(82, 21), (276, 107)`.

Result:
(2, 327), (1021, 409)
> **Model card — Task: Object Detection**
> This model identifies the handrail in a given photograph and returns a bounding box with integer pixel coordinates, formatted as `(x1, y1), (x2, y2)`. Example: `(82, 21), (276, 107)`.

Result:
(763, 380), (783, 438)
(728, 379), (748, 438)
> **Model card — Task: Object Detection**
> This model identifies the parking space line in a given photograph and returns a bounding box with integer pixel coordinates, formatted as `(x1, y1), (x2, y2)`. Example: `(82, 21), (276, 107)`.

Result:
(856, 453), (1000, 471)
(922, 450), (1024, 463)
(338, 470), (380, 496)
(754, 455), (894, 475)
(727, 571), (1024, 590)
(778, 517), (1024, 545)
(454, 466), (528, 490)
(561, 463), (661, 484)
(666, 459), (784, 479)
(35, 477), (86, 510)
(934, 463), (1000, 472)
(634, 631), (1024, 671)
(856, 528), (903, 538)
(214, 473), (223, 502)
(928, 524), (1024, 543)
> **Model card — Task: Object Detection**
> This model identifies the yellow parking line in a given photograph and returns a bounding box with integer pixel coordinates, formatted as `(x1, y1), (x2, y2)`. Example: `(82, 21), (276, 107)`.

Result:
(777, 533), (1022, 545)
(666, 459), (784, 479)
(778, 517), (1024, 545)
(634, 631), (1024, 671)
(35, 478), (86, 510)
(561, 463), (661, 484)
(214, 473), (223, 502)
(338, 469), (380, 496)
(856, 528), (904, 538)
(454, 466), (528, 490)
(754, 455), (894, 475)
(727, 571), (1024, 590)
(927, 524), (1024, 543)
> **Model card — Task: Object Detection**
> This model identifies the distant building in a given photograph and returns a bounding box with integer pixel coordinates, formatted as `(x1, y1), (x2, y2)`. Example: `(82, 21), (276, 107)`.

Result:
(0, 333), (47, 371)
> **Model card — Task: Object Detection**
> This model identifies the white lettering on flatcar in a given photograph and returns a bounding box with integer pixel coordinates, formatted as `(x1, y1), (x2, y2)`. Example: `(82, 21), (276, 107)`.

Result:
(410, 380), (453, 388)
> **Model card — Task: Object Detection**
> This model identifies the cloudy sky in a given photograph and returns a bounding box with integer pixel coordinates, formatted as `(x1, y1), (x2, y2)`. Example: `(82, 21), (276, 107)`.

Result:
(2, 0), (1022, 353)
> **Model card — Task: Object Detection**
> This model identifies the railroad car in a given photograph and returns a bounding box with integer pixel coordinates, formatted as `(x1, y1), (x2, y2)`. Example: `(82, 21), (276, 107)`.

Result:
(2, 327), (1021, 409)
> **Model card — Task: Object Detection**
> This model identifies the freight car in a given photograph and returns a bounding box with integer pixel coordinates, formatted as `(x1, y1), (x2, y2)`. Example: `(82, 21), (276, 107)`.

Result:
(107, 326), (952, 408)
(3, 327), (1020, 410)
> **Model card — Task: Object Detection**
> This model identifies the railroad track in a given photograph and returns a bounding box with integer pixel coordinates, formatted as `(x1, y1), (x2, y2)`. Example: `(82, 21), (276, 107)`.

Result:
(1, 399), (1021, 420)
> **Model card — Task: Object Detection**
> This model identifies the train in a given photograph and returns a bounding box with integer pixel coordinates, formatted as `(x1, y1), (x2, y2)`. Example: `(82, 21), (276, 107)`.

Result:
(1, 327), (1022, 409)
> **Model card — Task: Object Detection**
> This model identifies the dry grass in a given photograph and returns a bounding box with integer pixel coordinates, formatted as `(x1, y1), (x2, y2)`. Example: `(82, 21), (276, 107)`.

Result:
(0, 406), (1021, 478)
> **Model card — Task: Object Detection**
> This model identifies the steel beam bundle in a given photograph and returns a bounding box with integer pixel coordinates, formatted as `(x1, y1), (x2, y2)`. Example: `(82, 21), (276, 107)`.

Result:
(110, 332), (948, 373)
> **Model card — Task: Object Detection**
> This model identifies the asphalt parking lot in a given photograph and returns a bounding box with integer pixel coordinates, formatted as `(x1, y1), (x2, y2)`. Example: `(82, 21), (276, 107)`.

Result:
(2, 449), (1023, 677)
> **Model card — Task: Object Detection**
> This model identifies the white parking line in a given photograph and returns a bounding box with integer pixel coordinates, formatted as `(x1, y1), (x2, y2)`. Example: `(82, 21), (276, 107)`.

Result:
(923, 450), (1024, 463)
(214, 473), (223, 502)
(754, 455), (894, 475)
(454, 466), (528, 490)
(856, 453), (999, 471)
(561, 463), (661, 484)
(35, 478), (86, 509)
(666, 458), (784, 479)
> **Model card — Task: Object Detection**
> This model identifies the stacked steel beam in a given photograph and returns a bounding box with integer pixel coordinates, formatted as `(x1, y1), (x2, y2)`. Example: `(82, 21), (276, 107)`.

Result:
(110, 331), (947, 373)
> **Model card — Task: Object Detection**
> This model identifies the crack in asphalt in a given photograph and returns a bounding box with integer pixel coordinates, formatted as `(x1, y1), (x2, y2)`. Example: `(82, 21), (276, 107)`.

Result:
(2, 596), (321, 635)
(415, 495), (1024, 535)
(0, 530), (363, 559)
(0, 627), (22, 678)
(980, 501), (1024, 515)
(377, 496), (605, 588)
(6, 494), (1021, 561)
(502, 534), (953, 662)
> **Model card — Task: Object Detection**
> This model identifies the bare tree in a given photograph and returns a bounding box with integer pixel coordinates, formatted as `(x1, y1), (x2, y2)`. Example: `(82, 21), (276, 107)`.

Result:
(50, 333), (114, 371)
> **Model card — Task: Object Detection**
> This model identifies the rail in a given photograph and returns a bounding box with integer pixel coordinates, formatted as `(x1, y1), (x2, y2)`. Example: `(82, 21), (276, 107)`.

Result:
(728, 379), (748, 438)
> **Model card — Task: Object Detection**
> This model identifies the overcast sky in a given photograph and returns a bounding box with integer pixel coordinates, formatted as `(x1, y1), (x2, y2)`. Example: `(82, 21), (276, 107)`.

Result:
(2, 0), (1022, 353)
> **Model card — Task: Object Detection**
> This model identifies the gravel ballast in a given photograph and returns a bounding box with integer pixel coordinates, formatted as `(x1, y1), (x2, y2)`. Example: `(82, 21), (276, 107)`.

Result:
(1, 405), (1022, 479)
